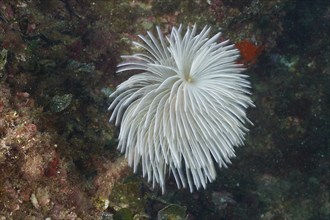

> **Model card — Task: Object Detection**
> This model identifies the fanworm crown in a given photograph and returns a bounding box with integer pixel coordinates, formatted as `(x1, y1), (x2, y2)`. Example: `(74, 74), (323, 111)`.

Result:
(109, 25), (254, 193)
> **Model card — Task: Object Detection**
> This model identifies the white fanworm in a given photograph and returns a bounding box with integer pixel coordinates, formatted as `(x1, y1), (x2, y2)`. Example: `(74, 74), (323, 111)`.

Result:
(109, 25), (254, 193)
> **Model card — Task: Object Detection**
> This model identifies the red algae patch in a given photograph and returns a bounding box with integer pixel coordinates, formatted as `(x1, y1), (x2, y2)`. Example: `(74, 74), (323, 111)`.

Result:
(235, 40), (264, 65)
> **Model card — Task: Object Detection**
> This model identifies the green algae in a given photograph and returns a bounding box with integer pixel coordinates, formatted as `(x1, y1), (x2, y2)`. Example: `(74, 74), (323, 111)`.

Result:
(108, 180), (146, 217)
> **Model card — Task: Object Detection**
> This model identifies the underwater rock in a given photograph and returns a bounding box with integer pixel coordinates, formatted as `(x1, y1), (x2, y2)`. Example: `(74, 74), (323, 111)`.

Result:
(67, 60), (95, 73)
(157, 204), (187, 220)
(114, 208), (133, 220)
(49, 94), (72, 113)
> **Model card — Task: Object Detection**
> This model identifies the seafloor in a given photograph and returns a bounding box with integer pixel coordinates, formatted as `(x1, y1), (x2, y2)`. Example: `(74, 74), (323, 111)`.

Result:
(0, 0), (329, 219)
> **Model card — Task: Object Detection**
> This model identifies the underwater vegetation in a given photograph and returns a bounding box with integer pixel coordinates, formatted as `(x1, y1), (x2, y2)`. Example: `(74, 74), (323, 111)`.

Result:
(0, 0), (329, 219)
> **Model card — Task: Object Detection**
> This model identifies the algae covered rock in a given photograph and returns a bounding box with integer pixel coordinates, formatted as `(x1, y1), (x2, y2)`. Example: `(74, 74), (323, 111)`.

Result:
(49, 94), (72, 113)
(157, 204), (187, 220)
